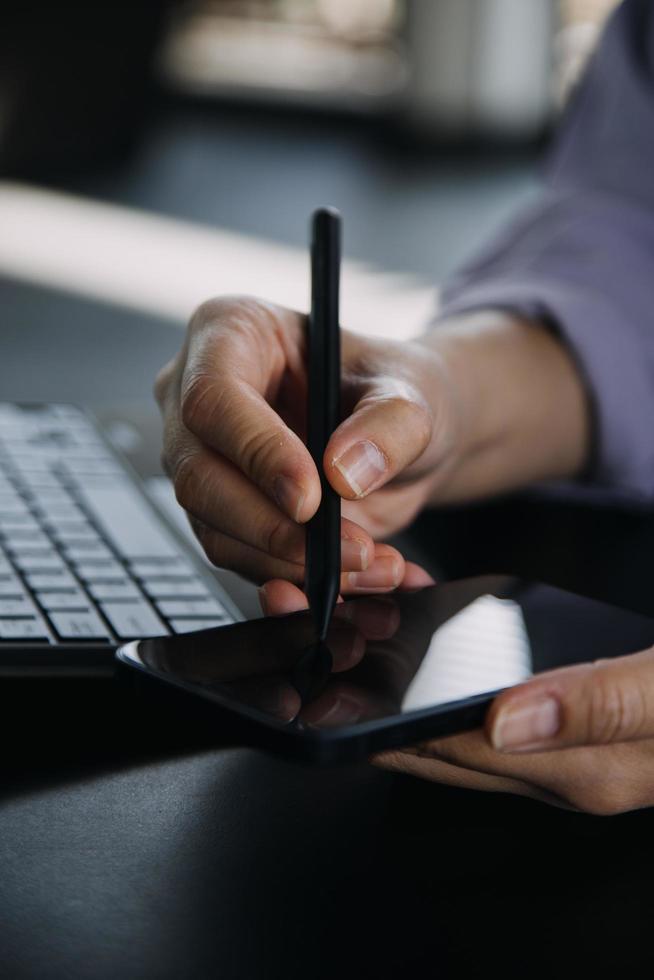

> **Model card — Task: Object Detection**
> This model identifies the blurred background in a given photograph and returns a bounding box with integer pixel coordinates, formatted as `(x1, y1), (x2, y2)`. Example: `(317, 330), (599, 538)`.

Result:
(0, 0), (620, 453)
(0, 0), (623, 622)
(0, 0), (619, 272)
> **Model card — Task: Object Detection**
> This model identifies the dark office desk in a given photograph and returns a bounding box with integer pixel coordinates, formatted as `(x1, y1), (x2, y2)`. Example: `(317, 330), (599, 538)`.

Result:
(2, 277), (654, 979)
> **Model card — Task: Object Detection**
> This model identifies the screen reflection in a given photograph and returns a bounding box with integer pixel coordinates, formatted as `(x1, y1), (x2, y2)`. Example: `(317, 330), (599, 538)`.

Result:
(402, 593), (531, 710)
(131, 575), (540, 730)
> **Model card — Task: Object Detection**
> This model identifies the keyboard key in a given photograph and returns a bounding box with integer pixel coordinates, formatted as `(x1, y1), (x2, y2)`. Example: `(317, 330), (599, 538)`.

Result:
(3, 442), (60, 461)
(62, 458), (122, 477)
(3, 531), (52, 551)
(143, 578), (212, 599)
(130, 558), (194, 579)
(56, 445), (115, 462)
(155, 598), (226, 619)
(36, 503), (85, 522)
(2, 440), (51, 466)
(100, 600), (166, 639)
(0, 406), (24, 422)
(51, 404), (85, 420)
(0, 497), (31, 518)
(88, 581), (141, 601)
(50, 523), (99, 544)
(0, 575), (25, 597)
(37, 591), (92, 611)
(18, 471), (62, 489)
(25, 571), (78, 591)
(0, 489), (23, 504)
(0, 515), (40, 531)
(7, 455), (52, 474)
(0, 618), (51, 641)
(0, 596), (39, 617)
(75, 480), (179, 560)
(14, 553), (67, 573)
(74, 560), (126, 582)
(30, 485), (72, 502)
(170, 618), (229, 634)
(49, 610), (111, 641)
(27, 488), (72, 506)
(25, 428), (77, 449)
(0, 405), (239, 652)
(62, 542), (113, 561)
(62, 423), (101, 444)
(47, 516), (93, 531)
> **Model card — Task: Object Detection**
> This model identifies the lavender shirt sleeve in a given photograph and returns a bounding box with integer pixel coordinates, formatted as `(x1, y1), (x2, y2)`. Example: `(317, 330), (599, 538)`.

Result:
(440, 0), (654, 497)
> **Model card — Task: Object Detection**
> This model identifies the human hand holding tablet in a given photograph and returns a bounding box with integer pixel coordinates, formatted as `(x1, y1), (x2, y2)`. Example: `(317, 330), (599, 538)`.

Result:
(117, 576), (654, 785)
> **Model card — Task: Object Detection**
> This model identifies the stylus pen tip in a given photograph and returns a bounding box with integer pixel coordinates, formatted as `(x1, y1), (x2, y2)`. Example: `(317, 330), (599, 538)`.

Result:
(314, 594), (337, 644)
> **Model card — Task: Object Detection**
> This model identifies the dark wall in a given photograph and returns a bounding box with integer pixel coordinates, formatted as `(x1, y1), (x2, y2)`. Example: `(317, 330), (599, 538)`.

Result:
(0, 1), (173, 178)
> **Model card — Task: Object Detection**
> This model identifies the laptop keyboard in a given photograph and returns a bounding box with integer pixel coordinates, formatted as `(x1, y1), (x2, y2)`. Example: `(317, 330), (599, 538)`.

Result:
(0, 403), (235, 646)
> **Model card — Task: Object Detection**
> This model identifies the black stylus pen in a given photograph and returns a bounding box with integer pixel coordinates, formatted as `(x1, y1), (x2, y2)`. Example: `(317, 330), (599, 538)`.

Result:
(305, 207), (341, 642)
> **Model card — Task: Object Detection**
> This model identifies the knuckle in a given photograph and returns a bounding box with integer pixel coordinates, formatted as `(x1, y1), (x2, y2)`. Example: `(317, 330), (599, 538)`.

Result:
(266, 513), (295, 560)
(189, 298), (216, 332)
(180, 371), (222, 434)
(153, 358), (176, 406)
(573, 788), (624, 817)
(190, 295), (275, 336)
(372, 750), (408, 773)
(190, 520), (222, 568)
(172, 451), (206, 513)
(585, 662), (647, 744)
(372, 386), (433, 455)
(202, 539), (223, 570)
(161, 420), (186, 479)
(160, 450), (173, 479)
(400, 396), (433, 449)
(188, 296), (236, 334)
(241, 424), (285, 483)
(564, 748), (648, 816)
(571, 780), (635, 817)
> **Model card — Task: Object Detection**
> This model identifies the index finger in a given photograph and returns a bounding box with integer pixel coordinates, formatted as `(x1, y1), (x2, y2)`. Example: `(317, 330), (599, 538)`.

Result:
(180, 297), (321, 523)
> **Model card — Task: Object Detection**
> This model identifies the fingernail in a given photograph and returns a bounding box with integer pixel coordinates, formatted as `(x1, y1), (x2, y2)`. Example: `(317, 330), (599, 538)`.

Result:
(333, 441), (387, 498)
(273, 474), (305, 522)
(347, 556), (402, 592)
(341, 537), (369, 571)
(258, 586), (269, 616)
(491, 695), (561, 752)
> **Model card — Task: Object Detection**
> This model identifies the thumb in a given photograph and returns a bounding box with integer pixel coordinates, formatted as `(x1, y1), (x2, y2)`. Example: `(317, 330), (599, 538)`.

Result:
(325, 378), (433, 499)
(487, 647), (654, 753)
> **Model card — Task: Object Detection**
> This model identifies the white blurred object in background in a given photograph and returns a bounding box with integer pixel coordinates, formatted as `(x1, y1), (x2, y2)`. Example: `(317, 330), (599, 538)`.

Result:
(403, 0), (554, 138)
(554, 0), (621, 105)
(0, 183), (436, 342)
(160, 0), (621, 139)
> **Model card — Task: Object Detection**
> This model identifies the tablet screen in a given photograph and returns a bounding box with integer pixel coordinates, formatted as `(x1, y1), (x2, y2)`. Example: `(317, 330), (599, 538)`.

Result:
(121, 577), (654, 733)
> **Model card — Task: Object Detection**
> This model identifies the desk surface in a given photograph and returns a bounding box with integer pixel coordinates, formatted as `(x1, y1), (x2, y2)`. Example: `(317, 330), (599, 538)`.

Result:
(2, 112), (652, 978)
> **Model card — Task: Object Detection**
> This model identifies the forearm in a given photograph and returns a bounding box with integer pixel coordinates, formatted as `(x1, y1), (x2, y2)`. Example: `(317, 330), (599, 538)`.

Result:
(433, 2), (654, 499)
(417, 311), (591, 503)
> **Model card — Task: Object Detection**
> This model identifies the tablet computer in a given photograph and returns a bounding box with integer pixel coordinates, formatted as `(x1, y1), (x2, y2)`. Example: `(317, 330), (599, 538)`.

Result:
(115, 576), (654, 763)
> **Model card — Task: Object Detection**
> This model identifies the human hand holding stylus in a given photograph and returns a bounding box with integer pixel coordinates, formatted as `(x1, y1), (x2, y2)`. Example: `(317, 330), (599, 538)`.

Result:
(154, 295), (438, 597)
(156, 291), (586, 609)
